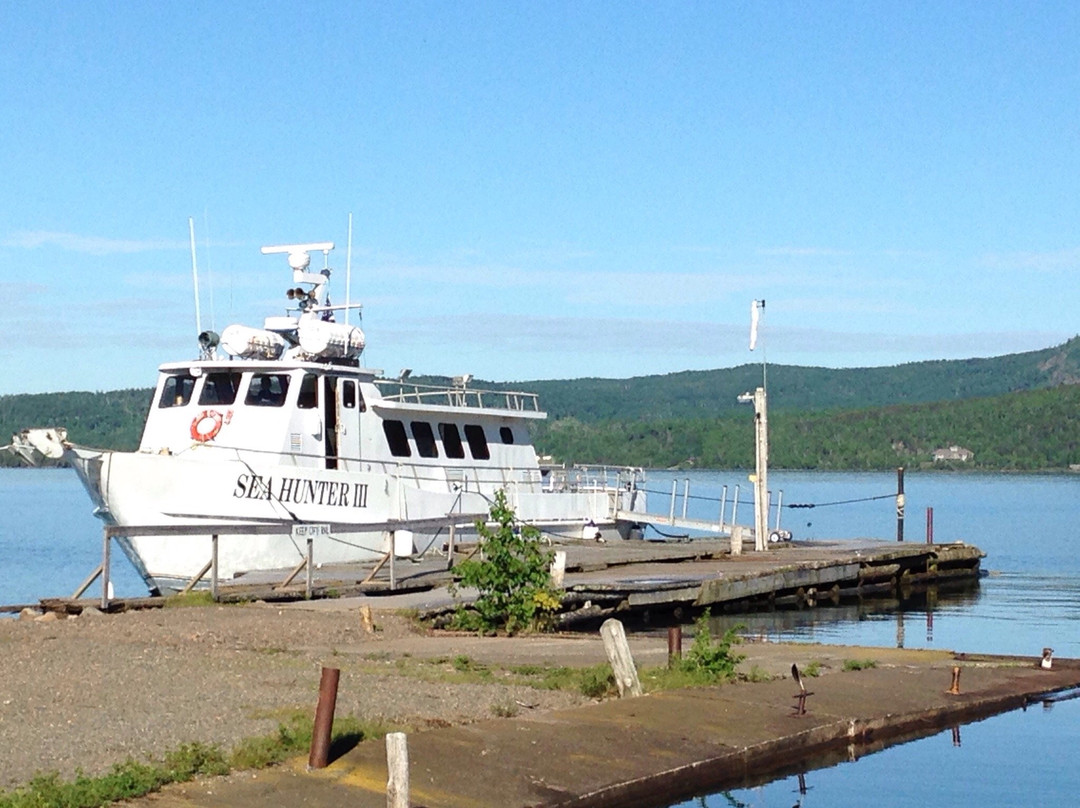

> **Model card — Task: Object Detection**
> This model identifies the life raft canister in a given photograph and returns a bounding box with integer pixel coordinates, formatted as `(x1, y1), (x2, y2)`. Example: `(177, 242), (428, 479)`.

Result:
(190, 409), (225, 442)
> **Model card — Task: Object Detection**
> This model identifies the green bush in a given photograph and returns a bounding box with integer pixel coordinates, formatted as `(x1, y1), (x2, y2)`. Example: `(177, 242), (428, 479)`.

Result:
(450, 490), (563, 634)
(676, 611), (745, 682)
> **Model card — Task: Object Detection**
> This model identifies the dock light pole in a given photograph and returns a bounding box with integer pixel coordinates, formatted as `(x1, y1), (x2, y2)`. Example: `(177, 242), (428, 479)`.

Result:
(738, 387), (769, 552)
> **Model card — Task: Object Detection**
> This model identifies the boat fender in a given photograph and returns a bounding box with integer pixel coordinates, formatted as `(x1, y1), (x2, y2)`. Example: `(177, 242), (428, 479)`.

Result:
(190, 409), (226, 442)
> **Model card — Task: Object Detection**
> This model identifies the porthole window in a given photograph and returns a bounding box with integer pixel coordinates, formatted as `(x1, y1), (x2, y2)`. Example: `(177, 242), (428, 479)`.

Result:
(464, 424), (490, 460)
(383, 420), (412, 457)
(411, 422), (439, 458)
(439, 423), (465, 459)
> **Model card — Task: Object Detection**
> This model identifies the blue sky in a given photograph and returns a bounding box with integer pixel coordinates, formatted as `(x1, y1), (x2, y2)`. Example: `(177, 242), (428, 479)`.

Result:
(1, 2), (1077, 395)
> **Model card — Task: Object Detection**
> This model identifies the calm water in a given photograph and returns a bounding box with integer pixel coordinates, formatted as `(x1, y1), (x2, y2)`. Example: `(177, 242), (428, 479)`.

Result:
(638, 469), (1080, 807)
(3, 467), (1078, 805)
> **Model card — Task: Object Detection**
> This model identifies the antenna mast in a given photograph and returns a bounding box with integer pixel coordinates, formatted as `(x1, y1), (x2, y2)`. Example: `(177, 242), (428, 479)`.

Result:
(189, 217), (202, 336)
(345, 212), (353, 326)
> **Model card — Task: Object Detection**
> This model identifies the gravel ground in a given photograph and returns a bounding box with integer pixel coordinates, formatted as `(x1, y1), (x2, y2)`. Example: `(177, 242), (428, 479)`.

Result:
(0, 603), (593, 790)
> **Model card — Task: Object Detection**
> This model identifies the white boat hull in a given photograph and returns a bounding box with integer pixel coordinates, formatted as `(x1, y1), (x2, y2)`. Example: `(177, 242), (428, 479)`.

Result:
(68, 448), (630, 590)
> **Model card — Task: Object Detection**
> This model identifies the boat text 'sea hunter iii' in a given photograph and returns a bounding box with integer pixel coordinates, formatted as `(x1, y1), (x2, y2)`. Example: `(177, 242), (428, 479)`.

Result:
(10, 241), (646, 593)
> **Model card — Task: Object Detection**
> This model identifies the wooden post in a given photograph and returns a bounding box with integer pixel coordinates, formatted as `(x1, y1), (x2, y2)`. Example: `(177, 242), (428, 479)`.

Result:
(550, 550), (567, 587)
(926, 506), (934, 544)
(308, 666), (340, 769)
(210, 534), (219, 602)
(896, 467), (905, 542)
(600, 618), (642, 697)
(386, 732), (409, 808)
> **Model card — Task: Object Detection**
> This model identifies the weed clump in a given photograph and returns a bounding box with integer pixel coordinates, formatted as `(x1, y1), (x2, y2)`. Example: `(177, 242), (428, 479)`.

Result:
(450, 490), (563, 635)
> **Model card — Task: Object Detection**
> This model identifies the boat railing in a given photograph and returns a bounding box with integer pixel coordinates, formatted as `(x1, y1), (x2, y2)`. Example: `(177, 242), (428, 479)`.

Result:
(375, 379), (542, 412)
(540, 463), (645, 494)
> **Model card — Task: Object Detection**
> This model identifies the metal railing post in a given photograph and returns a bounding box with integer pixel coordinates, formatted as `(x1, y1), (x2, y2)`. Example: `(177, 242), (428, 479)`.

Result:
(305, 537), (314, 599)
(211, 534), (219, 602)
(100, 530), (111, 611)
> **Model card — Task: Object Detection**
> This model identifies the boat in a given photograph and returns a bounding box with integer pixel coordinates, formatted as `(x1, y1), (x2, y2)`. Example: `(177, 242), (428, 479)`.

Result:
(9, 241), (646, 594)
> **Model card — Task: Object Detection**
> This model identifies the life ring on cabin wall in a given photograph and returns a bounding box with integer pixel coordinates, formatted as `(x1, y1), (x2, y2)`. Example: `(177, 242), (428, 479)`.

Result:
(190, 409), (224, 442)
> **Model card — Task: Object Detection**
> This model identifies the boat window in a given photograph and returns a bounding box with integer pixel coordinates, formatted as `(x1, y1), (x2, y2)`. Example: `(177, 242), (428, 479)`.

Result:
(245, 374), (290, 407)
(411, 421), (439, 458)
(158, 374), (195, 408)
(338, 379), (366, 411)
(500, 426), (514, 445)
(439, 423), (465, 459)
(198, 371), (242, 406)
(383, 419), (411, 457)
(464, 424), (490, 460)
(296, 373), (318, 409)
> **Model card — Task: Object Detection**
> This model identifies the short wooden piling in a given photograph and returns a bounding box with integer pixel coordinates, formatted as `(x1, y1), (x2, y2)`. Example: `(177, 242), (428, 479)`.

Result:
(386, 732), (409, 808)
(308, 667), (340, 769)
(926, 507), (934, 544)
(550, 550), (567, 587)
(601, 618), (642, 697)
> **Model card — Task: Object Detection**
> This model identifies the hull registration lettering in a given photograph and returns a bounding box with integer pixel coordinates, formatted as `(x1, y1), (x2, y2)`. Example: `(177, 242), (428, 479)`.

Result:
(233, 474), (368, 509)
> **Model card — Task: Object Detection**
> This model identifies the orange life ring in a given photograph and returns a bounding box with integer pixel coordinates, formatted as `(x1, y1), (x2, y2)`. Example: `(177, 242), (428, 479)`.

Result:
(190, 409), (224, 442)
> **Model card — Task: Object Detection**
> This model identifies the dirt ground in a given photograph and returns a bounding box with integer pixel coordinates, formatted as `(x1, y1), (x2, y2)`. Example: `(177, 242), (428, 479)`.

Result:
(0, 598), (944, 792)
(0, 602), (593, 789)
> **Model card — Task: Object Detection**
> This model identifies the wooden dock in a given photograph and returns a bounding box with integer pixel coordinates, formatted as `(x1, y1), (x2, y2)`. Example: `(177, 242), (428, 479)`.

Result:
(15, 537), (984, 622)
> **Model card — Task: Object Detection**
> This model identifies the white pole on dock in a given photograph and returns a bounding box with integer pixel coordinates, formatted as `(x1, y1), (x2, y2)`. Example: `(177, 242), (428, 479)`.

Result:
(750, 387), (769, 551)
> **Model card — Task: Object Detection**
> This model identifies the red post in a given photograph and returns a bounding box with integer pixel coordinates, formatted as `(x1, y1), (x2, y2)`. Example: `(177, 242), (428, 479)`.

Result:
(309, 667), (340, 769)
(926, 507), (934, 545)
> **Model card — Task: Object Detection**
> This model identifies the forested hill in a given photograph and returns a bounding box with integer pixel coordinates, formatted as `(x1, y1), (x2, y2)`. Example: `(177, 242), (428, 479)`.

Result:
(532, 383), (1080, 471)
(490, 336), (1080, 422)
(1, 337), (1078, 469)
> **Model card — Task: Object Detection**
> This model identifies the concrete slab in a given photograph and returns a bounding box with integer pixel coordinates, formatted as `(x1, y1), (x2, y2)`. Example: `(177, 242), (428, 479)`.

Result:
(129, 648), (1080, 808)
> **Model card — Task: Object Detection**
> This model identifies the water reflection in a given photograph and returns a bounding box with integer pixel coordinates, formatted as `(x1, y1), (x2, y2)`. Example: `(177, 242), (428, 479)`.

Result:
(665, 696), (1080, 808)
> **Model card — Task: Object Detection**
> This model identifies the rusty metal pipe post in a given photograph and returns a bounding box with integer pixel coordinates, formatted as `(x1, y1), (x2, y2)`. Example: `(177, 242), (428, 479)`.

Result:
(308, 666), (340, 769)
(947, 665), (961, 695)
(668, 626), (682, 667)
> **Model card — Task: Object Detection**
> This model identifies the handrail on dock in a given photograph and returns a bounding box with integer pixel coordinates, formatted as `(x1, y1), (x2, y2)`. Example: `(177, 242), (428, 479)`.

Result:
(92, 512), (486, 612)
